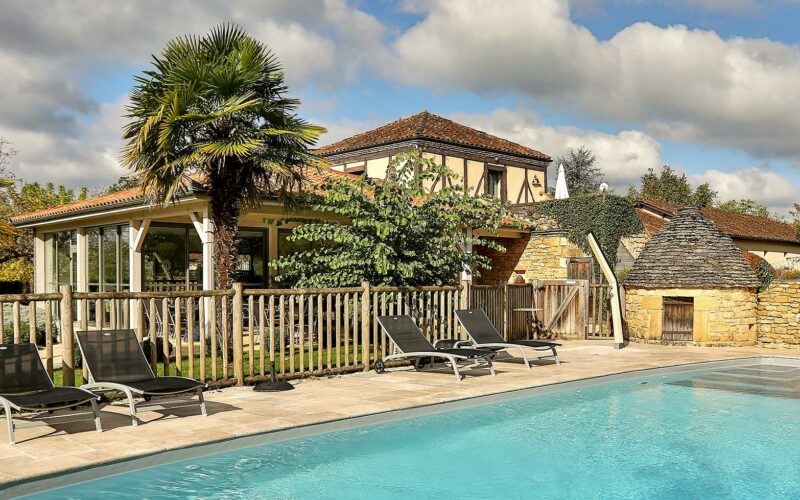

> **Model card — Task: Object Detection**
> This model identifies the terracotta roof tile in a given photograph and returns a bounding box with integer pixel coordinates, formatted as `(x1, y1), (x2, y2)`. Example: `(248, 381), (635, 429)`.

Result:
(316, 111), (551, 161)
(11, 167), (359, 225)
(634, 200), (798, 244)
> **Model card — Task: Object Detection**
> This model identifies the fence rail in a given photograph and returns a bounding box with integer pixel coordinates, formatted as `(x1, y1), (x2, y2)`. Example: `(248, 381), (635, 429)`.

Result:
(2, 280), (614, 388)
(1, 282), (468, 388)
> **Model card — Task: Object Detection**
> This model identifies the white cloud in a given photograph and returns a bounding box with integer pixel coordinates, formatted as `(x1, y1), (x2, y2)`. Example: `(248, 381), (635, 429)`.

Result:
(447, 108), (662, 188)
(0, 0), (385, 187)
(388, 0), (800, 162)
(691, 167), (800, 216)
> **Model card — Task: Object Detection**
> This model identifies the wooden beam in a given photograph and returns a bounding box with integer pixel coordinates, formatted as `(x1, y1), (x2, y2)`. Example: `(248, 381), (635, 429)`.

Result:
(133, 218), (151, 252)
(189, 212), (206, 244)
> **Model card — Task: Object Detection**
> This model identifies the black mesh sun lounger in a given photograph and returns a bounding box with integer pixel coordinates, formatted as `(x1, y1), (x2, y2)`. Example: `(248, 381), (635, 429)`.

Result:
(455, 309), (561, 369)
(77, 329), (207, 426)
(0, 343), (101, 444)
(376, 315), (495, 382)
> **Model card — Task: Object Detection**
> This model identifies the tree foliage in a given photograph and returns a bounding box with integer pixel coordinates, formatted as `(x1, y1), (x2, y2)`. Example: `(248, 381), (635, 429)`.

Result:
(122, 23), (324, 290)
(716, 199), (772, 219)
(0, 139), (88, 287)
(628, 165), (717, 207)
(788, 203), (800, 241)
(271, 151), (511, 288)
(105, 175), (142, 194)
(557, 146), (604, 195)
(536, 194), (643, 280)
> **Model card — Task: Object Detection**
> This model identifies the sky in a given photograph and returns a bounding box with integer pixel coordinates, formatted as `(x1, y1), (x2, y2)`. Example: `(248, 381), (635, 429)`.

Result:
(2, 0), (800, 214)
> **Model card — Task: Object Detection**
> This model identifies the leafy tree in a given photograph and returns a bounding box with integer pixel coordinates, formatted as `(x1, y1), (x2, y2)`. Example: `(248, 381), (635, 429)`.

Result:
(716, 199), (772, 219)
(0, 140), (88, 288)
(628, 165), (717, 207)
(557, 146), (603, 195)
(105, 175), (142, 194)
(122, 24), (324, 291)
(789, 203), (800, 241)
(271, 151), (510, 288)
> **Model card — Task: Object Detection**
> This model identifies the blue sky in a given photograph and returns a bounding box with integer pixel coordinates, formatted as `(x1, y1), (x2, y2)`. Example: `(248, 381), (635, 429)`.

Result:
(2, 0), (800, 214)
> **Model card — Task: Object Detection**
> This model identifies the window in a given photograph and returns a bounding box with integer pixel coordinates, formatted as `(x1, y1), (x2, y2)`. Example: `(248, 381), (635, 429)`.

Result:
(486, 168), (504, 199)
(144, 225), (267, 291)
(45, 231), (76, 292)
(234, 230), (267, 287)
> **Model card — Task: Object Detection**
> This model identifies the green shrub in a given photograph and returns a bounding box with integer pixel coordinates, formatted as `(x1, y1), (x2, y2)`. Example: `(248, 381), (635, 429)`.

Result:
(1, 304), (58, 345)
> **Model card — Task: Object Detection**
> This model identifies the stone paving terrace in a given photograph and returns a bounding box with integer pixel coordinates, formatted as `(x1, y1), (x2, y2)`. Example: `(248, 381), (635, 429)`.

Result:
(3, 341), (800, 486)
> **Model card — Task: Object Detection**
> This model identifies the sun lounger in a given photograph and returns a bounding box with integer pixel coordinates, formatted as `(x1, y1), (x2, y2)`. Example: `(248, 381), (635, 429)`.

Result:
(77, 329), (207, 426)
(455, 309), (560, 368)
(0, 343), (101, 444)
(376, 315), (495, 382)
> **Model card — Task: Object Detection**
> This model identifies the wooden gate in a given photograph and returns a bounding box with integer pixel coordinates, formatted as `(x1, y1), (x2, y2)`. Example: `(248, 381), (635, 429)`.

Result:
(469, 280), (612, 341)
(534, 280), (588, 339)
(662, 297), (694, 341)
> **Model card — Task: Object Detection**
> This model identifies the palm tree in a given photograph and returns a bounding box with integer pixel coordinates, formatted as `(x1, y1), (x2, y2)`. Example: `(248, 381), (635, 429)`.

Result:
(123, 24), (325, 291)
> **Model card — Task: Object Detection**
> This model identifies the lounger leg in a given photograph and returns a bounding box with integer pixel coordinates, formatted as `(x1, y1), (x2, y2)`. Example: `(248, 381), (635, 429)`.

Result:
(2, 402), (14, 445)
(485, 356), (496, 376)
(122, 389), (139, 426)
(447, 356), (463, 382)
(518, 347), (533, 370)
(552, 347), (561, 365)
(90, 399), (102, 433)
(197, 387), (207, 417)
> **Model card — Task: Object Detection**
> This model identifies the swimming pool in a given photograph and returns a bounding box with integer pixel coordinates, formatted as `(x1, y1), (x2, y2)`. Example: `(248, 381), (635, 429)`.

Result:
(18, 360), (800, 499)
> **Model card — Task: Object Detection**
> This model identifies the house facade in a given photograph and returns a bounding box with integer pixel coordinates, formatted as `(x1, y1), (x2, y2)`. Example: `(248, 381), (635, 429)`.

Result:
(11, 111), (548, 302)
(319, 111), (551, 204)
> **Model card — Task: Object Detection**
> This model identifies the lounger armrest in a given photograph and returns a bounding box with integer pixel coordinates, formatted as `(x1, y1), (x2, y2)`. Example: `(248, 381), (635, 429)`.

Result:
(433, 339), (473, 349)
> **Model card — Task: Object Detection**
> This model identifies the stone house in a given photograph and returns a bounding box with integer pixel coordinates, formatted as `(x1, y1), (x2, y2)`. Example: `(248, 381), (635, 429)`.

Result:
(624, 208), (759, 346)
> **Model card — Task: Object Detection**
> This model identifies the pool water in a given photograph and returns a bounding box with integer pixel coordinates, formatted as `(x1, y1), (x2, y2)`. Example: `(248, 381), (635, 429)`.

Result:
(28, 364), (800, 499)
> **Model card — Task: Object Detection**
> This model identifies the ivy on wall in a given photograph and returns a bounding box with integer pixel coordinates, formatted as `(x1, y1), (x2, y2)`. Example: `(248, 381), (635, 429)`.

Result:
(535, 194), (644, 279)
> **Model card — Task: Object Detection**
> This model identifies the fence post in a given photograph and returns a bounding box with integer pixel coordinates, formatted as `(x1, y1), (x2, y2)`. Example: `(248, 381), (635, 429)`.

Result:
(59, 284), (75, 386)
(232, 283), (245, 386)
(361, 280), (370, 372)
(459, 280), (470, 339)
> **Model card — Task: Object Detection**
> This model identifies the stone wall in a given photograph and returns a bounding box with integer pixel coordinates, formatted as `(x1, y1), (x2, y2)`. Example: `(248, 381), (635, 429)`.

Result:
(474, 231), (588, 285)
(625, 287), (758, 345)
(757, 280), (800, 348)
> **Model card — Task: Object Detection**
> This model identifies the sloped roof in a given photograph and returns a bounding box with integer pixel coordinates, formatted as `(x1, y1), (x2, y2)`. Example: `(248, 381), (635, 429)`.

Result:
(316, 111), (551, 162)
(634, 199), (798, 244)
(625, 207), (759, 289)
(11, 167), (358, 226)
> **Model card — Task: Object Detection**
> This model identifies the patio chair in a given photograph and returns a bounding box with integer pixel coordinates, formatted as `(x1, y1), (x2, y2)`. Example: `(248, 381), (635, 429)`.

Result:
(376, 315), (496, 382)
(76, 329), (207, 426)
(454, 309), (560, 369)
(0, 344), (101, 444)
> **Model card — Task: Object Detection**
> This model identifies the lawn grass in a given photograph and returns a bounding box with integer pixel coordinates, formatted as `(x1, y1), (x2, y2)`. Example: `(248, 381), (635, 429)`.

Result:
(52, 345), (367, 386)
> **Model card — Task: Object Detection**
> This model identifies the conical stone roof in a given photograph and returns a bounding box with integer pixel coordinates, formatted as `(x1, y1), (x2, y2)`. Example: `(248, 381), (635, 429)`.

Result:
(625, 207), (758, 289)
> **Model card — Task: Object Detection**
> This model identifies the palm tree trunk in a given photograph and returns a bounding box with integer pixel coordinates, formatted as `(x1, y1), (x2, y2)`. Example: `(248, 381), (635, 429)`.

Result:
(209, 184), (239, 358)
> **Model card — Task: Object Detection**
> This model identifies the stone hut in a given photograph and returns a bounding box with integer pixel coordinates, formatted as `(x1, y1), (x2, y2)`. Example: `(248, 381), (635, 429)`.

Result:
(624, 207), (759, 345)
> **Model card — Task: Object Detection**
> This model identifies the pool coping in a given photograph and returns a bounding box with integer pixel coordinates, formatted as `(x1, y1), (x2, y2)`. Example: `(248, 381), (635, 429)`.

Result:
(7, 354), (800, 498)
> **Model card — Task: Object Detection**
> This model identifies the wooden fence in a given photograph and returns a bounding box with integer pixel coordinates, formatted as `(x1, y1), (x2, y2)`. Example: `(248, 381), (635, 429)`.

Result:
(471, 280), (614, 340)
(0, 282), (467, 388)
